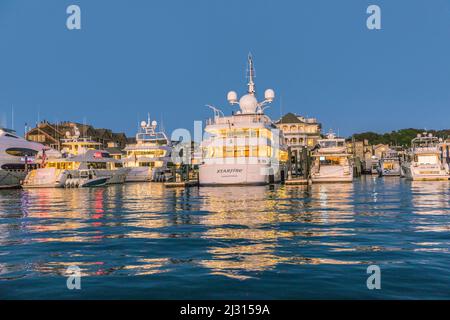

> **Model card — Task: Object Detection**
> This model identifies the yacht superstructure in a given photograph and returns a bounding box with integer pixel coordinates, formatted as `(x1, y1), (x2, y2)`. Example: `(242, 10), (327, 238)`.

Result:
(123, 117), (174, 182)
(401, 133), (449, 181)
(199, 54), (289, 185)
(0, 128), (45, 188)
(22, 128), (128, 188)
(311, 132), (353, 183)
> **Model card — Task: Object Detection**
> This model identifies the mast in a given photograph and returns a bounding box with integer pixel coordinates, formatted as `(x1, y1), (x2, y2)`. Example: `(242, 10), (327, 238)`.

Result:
(247, 53), (256, 95)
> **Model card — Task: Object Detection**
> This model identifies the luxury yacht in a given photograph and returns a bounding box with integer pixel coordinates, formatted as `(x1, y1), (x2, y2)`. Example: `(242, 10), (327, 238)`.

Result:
(0, 128), (47, 188)
(22, 128), (128, 188)
(378, 149), (401, 176)
(401, 133), (449, 181)
(199, 54), (289, 185)
(310, 132), (353, 183)
(123, 117), (174, 182)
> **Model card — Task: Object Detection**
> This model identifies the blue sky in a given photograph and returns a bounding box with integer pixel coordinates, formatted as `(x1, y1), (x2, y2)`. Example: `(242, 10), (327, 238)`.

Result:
(1, 0), (450, 137)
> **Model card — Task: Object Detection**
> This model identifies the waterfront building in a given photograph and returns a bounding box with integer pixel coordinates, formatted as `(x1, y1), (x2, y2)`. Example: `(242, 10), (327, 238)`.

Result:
(275, 113), (321, 176)
(26, 121), (128, 151)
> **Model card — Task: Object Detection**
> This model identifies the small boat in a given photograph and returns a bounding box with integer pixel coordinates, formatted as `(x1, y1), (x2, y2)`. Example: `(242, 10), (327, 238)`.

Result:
(65, 169), (108, 188)
(370, 156), (380, 175)
(378, 149), (401, 176)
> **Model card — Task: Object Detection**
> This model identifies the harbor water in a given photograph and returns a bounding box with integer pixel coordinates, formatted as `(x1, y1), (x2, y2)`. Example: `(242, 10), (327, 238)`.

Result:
(1, 176), (449, 299)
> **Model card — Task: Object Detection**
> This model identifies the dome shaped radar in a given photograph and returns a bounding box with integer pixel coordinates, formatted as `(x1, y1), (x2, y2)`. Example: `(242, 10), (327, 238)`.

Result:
(227, 91), (238, 104)
(239, 94), (258, 114)
(140, 121), (147, 128)
(264, 89), (275, 102)
(151, 120), (157, 127)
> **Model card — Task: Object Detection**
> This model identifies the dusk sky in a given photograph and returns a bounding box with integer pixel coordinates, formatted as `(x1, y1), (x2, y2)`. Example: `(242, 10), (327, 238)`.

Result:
(1, 0), (450, 138)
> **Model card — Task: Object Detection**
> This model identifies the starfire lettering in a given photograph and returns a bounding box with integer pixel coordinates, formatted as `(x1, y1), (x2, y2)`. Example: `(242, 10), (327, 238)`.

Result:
(217, 169), (243, 174)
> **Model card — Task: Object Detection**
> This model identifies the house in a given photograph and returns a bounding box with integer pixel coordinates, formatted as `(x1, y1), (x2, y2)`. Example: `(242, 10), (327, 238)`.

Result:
(26, 120), (129, 151)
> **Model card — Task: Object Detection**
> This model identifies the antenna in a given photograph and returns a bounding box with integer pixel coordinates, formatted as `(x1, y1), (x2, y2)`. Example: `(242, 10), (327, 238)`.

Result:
(279, 95), (283, 118)
(11, 105), (14, 130)
(246, 52), (256, 95)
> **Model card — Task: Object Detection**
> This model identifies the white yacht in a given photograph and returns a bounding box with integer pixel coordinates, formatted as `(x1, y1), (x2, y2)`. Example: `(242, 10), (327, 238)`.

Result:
(311, 132), (353, 183)
(22, 128), (128, 188)
(123, 117), (174, 182)
(199, 54), (289, 185)
(401, 133), (449, 181)
(0, 128), (46, 188)
(378, 149), (401, 176)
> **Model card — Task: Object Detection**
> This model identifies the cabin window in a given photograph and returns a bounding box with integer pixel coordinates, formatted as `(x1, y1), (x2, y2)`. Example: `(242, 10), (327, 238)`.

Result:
(319, 156), (346, 166)
(87, 162), (107, 169)
(5, 148), (38, 157)
(1, 163), (25, 170)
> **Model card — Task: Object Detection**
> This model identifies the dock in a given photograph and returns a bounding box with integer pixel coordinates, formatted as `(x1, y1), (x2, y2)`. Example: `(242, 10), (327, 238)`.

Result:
(164, 180), (199, 188)
(285, 178), (311, 185)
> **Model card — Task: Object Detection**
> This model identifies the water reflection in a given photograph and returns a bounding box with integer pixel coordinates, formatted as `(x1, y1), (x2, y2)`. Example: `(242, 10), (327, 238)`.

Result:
(0, 178), (449, 287)
(197, 184), (358, 279)
(410, 181), (450, 233)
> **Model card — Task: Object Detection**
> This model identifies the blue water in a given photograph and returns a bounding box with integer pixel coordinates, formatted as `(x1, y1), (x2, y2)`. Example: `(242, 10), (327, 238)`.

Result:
(0, 176), (449, 299)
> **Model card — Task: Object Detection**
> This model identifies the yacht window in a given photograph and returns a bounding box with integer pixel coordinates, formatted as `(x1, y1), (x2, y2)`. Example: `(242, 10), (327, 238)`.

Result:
(1, 163), (26, 170)
(319, 156), (345, 166)
(87, 162), (107, 169)
(5, 148), (38, 157)
(5, 133), (19, 138)
(417, 155), (438, 165)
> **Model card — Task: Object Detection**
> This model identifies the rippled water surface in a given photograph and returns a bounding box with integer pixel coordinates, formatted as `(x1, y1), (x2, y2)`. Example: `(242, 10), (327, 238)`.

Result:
(1, 176), (449, 299)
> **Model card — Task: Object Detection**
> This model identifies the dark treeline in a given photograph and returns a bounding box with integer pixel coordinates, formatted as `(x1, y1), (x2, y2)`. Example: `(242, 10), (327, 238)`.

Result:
(348, 128), (450, 147)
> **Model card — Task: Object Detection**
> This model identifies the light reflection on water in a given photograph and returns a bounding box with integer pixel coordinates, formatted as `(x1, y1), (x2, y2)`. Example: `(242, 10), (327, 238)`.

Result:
(0, 176), (450, 298)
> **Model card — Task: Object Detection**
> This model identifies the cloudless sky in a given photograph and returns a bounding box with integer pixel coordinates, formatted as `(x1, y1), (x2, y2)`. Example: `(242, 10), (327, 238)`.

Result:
(1, 0), (450, 138)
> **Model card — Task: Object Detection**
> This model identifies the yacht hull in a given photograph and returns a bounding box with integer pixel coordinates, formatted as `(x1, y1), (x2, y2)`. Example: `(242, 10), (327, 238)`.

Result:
(125, 167), (152, 182)
(0, 170), (27, 188)
(22, 168), (128, 188)
(199, 162), (285, 186)
(401, 164), (449, 181)
(22, 168), (67, 188)
(311, 165), (353, 183)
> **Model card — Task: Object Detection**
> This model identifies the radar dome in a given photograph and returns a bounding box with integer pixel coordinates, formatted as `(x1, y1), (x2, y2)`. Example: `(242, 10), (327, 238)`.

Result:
(227, 91), (238, 104)
(264, 89), (275, 102)
(151, 120), (157, 127)
(140, 121), (147, 128)
(239, 94), (258, 114)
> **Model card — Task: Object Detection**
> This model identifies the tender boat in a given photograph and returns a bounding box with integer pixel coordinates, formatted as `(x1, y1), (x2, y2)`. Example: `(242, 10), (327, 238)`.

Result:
(64, 169), (109, 188)
(310, 131), (353, 183)
(401, 133), (449, 181)
(199, 54), (289, 185)
(123, 117), (174, 182)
